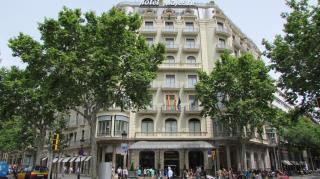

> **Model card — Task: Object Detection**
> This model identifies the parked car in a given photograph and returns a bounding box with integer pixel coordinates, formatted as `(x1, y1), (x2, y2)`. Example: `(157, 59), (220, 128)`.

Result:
(17, 166), (48, 179)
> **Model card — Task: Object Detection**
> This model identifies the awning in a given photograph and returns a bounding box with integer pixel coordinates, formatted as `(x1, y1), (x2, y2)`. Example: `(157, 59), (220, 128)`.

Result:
(281, 160), (292, 165)
(69, 157), (77, 162)
(290, 161), (299, 165)
(52, 158), (59, 163)
(58, 158), (64, 163)
(62, 157), (71, 163)
(41, 157), (48, 161)
(84, 156), (92, 162)
(129, 141), (214, 150)
(299, 161), (305, 165)
(75, 156), (87, 162)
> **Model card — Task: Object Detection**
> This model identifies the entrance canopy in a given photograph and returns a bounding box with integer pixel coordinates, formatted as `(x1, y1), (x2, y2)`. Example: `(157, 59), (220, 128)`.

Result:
(130, 141), (214, 150)
(281, 160), (292, 166)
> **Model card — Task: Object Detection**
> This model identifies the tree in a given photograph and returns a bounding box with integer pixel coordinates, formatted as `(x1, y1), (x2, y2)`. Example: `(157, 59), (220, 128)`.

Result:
(0, 67), (59, 165)
(196, 52), (276, 169)
(0, 116), (33, 152)
(263, 0), (320, 119)
(8, 7), (165, 178)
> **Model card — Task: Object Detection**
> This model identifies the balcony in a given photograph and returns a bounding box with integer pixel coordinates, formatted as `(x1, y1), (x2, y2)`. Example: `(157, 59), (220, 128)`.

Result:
(65, 122), (78, 129)
(161, 82), (182, 91)
(65, 139), (90, 149)
(135, 132), (208, 139)
(159, 62), (201, 71)
(184, 105), (202, 114)
(140, 26), (157, 35)
(182, 44), (200, 53)
(215, 27), (231, 37)
(165, 44), (179, 52)
(216, 44), (231, 53)
(184, 83), (196, 91)
(233, 38), (242, 49)
(96, 130), (128, 140)
(137, 105), (158, 114)
(149, 81), (161, 90)
(161, 27), (178, 35)
(182, 28), (199, 36)
(161, 105), (182, 114)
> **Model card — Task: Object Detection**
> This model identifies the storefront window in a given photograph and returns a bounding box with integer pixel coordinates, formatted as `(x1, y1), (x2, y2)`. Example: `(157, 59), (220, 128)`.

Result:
(98, 115), (112, 136)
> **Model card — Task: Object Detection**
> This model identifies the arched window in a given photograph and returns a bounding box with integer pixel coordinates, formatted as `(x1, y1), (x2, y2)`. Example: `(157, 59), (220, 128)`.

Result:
(187, 56), (196, 64)
(165, 118), (177, 133)
(141, 118), (154, 133)
(166, 56), (175, 64)
(189, 119), (201, 133)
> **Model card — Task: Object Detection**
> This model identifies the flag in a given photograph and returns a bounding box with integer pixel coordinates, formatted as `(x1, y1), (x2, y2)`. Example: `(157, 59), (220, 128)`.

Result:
(173, 95), (177, 110)
(167, 95), (170, 111)
(177, 97), (181, 111)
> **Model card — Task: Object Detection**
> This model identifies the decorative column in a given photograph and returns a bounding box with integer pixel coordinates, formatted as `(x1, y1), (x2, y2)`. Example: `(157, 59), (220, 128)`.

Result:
(236, 147), (241, 171)
(250, 151), (255, 170)
(226, 146), (231, 169)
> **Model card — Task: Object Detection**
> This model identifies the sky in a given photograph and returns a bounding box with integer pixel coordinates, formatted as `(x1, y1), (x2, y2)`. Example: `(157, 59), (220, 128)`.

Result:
(0, 0), (289, 68)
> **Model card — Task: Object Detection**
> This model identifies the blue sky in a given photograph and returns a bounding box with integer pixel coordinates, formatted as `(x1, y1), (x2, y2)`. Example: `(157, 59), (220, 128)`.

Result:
(0, 0), (289, 68)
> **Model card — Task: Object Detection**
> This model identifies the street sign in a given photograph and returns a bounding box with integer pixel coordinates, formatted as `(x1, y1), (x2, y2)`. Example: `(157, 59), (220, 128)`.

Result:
(121, 143), (128, 155)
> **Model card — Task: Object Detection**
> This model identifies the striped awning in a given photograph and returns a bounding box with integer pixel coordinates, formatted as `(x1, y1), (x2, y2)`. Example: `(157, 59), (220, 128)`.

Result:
(52, 158), (59, 163)
(84, 156), (92, 162)
(281, 160), (292, 165)
(62, 157), (71, 163)
(69, 157), (78, 162)
(130, 141), (214, 150)
(41, 157), (48, 161)
(58, 158), (64, 163)
(75, 156), (87, 162)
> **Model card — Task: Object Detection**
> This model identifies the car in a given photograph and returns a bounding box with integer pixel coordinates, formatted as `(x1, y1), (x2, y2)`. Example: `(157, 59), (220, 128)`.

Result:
(17, 166), (48, 179)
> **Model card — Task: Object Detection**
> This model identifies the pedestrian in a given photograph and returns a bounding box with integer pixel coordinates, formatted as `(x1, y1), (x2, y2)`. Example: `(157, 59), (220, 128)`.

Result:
(168, 167), (173, 179)
(143, 168), (147, 178)
(123, 167), (128, 179)
(69, 166), (73, 174)
(117, 166), (122, 179)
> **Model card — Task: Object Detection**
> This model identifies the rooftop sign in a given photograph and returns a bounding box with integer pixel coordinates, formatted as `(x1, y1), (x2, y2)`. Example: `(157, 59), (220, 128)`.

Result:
(140, 0), (195, 7)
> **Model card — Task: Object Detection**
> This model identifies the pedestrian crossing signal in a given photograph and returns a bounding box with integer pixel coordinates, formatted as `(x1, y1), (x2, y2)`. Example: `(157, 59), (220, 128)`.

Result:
(52, 134), (59, 151)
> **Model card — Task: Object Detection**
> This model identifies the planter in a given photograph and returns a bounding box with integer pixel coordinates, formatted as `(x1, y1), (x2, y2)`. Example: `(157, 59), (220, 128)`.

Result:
(129, 171), (136, 178)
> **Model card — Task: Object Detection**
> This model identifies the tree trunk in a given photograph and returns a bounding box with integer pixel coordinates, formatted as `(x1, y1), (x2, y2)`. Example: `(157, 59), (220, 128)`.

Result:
(241, 141), (247, 171)
(90, 114), (98, 179)
(35, 128), (46, 165)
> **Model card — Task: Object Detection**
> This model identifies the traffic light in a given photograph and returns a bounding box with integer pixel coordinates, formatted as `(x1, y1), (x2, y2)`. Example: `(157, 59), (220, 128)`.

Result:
(52, 134), (59, 151)
(212, 149), (216, 161)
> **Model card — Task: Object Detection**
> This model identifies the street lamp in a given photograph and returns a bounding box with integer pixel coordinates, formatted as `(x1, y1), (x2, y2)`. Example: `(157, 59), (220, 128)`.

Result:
(78, 130), (85, 179)
(121, 131), (128, 169)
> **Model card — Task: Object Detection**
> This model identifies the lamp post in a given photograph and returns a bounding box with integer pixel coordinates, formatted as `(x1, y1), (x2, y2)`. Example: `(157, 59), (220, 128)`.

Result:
(78, 131), (85, 179)
(121, 131), (128, 169)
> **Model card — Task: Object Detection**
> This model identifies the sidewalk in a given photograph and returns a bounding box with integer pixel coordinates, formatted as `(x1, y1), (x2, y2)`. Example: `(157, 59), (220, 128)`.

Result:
(57, 174), (92, 179)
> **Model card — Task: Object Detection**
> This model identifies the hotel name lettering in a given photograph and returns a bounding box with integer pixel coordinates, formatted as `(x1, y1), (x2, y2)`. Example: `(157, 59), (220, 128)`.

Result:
(140, 0), (195, 7)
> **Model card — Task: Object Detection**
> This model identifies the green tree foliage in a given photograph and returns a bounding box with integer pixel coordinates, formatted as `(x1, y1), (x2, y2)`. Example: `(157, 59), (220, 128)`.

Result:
(263, 0), (320, 118)
(0, 67), (59, 165)
(196, 52), (276, 137)
(283, 117), (320, 151)
(0, 117), (33, 152)
(8, 7), (164, 178)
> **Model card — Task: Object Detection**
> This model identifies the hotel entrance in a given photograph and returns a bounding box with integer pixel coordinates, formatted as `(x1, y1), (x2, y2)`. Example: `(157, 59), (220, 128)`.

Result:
(164, 151), (180, 176)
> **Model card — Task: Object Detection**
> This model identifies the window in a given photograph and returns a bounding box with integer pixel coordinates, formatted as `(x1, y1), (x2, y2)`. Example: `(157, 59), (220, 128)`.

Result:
(145, 21), (154, 28)
(189, 119), (201, 133)
(141, 119), (154, 133)
(146, 37), (154, 46)
(218, 38), (226, 48)
(114, 115), (129, 136)
(165, 94), (177, 110)
(217, 22), (224, 30)
(187, 75), (197, 88)
(189, 95), (198, 109)
(98, 115), (112, 136)
(165, 21), (174, 30)
(165, 38), (174, 48)
(165, 74), (175, 87)
(187, 56), (196, 64)
(185, 22), (194, 31)
(166, 56), (175, 64)
(165, 118), (177, 133)
(186, 38), (195, 48)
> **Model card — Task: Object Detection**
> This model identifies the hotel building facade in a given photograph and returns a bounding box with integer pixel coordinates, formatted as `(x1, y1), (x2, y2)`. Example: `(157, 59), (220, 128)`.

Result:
(31, 0), (276, 176)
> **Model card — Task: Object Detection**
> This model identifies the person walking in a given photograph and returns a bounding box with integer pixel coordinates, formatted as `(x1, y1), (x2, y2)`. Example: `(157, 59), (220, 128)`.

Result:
(168, 167), (173, 179)
(123, 167), (128, 179)
(117, 167), (122, 179)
